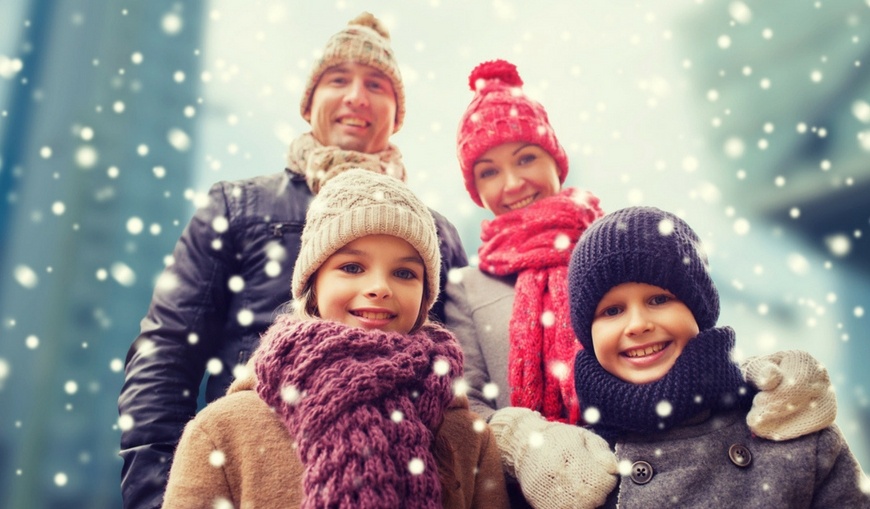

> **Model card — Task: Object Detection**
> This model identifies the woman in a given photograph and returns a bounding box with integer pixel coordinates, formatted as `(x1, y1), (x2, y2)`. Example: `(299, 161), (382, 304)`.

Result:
(444, 59), (839, 509)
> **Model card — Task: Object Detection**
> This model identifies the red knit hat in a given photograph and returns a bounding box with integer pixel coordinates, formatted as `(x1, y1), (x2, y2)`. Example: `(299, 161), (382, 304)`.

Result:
(456, 59), (569, 207)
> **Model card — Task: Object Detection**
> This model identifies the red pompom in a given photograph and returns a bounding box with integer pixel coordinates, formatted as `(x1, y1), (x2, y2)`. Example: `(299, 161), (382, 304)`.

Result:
(468, 59), (523, 91)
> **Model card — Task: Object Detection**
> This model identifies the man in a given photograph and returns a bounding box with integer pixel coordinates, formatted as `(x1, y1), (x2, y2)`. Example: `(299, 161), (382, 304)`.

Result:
(117, 12), (467, 509)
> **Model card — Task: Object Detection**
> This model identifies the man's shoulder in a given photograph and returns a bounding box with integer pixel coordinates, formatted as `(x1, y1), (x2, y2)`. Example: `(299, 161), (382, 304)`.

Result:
(217, 170), (307, 195)
(206, 170), (312, 218)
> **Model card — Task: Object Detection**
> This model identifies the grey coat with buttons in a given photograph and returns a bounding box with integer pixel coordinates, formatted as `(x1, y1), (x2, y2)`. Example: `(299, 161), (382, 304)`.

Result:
(601, 409), (870, 508)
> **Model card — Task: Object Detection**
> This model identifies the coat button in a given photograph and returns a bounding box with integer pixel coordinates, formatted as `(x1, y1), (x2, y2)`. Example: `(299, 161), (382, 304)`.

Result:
(629, 460), (654, 485)
(728, 444), (752, 467)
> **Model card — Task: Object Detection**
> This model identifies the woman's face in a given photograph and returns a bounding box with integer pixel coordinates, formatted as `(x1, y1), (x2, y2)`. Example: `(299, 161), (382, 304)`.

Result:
(472, 142), (561, 216)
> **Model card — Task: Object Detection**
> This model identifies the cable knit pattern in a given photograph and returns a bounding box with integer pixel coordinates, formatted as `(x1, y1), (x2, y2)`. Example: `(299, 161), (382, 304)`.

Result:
(477, 188), (604, 424)
(286, 132), (406, 194)
(741, 350), (838, 440)
(573, 327), (756, 440)
(254, 316), (463, 509)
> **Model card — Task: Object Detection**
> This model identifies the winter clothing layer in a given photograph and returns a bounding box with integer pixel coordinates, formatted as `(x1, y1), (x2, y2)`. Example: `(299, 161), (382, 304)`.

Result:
(119, 168), (467, 509)
(299, 12), (405, 130)
(255, 317), (462, 508)
(291, 168), (441, 313)
(488, 407), (618, 509)
(286, 132), (406, 194)
(574, 327), (754, 441)
(477, 188), (603, 424)
(444, 266), (515, 421)
(599, 409), (869, 508)
(455, 60), (568, 207)
(568, 205), (719, 352)
(445, 189), (602, 422)
(161, 320), (509, 509)
(741, 349), (839, 441)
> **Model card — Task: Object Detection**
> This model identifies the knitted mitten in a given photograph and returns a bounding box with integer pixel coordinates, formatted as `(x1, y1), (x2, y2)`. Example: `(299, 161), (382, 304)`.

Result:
(742, 350), (837, 440)
(489, 407), (617, 509)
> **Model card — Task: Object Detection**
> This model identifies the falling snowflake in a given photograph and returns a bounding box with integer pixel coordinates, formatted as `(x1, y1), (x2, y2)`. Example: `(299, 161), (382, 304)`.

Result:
(408, 458), (425, 475)
(482, 382), (500, 400)
(656, 400), (672, 417)
(209, 450), (226, 468)
(281, 384), (301, 405)
(583, 406), (601, 424)
(206, 358), (223, 375)
(432, 358), (450, 376)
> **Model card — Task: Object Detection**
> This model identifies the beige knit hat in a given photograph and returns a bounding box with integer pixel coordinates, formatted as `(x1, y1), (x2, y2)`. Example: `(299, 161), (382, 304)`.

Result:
(292, 168), (440, 315)
(299, 12), (406, 131)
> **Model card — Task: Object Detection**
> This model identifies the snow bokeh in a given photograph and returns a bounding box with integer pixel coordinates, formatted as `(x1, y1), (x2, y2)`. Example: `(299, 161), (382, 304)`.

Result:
(1, 1), (868, 507)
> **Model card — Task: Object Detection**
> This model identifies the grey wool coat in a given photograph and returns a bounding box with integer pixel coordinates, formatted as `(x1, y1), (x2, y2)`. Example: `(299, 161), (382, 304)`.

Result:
(444, 267), (517, 421)
(602, 410), (870, 508)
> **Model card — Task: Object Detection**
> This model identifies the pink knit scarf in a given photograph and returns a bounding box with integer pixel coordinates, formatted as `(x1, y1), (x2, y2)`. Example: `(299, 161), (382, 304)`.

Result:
(477, 188), (604, 424)
(254, 315), (463, 509)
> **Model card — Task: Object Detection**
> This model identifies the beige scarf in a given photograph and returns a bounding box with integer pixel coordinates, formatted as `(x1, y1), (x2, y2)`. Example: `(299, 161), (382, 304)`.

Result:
(286, 132), (407, 194)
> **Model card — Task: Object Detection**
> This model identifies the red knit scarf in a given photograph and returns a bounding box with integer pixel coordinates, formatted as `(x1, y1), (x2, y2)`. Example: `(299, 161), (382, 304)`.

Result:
(477, 188), (604, 424)
(254, 316), (463, 509)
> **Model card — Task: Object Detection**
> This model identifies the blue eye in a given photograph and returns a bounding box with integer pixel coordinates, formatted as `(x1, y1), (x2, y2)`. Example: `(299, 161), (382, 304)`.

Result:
(650, 294), (672, 305)
(477, 167), (497, 179)
(340, 263), (363, 274)
(394, 268), (417, 280)
(518, 153), (536, 165)
(601, 306), (621, 317)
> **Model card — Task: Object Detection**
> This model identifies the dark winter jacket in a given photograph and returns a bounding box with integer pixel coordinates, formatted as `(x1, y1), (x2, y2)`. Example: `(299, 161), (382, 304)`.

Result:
(118, 170), (467, 509)
(601, 409), (870, 508)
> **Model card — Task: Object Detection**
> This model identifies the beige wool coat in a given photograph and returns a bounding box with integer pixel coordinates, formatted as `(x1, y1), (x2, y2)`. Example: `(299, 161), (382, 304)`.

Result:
(161, 367), (510, 509)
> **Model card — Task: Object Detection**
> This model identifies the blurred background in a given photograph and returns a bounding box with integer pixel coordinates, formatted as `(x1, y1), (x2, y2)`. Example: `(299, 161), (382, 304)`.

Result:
(0, 0), (868, 507)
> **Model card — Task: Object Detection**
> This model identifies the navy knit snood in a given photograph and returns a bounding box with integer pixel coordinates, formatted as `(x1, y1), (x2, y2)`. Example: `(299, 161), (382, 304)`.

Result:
(574, 327), (755, 441)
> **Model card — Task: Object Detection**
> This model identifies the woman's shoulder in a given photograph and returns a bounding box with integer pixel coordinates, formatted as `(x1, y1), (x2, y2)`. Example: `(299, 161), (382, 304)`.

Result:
(446, 266), (516, 297)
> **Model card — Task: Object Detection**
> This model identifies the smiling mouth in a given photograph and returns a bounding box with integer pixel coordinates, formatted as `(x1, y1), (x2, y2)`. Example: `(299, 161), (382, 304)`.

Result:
(624, 342), (667, 358)
(339, 117), (369, 128)
(351, 310), (395, 320)
(505, 194), (537, 210)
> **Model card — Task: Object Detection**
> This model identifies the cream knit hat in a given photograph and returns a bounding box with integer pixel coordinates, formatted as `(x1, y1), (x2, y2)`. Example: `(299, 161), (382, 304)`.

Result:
(299, 12), (406, 131)
(292, 168), (440, 314)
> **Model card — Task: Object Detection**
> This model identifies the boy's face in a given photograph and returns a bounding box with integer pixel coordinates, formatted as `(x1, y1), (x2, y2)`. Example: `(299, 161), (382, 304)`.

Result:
(591, 282), (700, 384)
(313, 234), (424, 334)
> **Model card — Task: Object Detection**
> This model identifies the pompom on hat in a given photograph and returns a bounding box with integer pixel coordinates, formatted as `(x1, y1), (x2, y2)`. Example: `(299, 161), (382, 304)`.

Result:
(300, 12), (406, 131)
(567, 206), (720, 352)
(456, 59), (569, 207)
(292, 168), (441, 316)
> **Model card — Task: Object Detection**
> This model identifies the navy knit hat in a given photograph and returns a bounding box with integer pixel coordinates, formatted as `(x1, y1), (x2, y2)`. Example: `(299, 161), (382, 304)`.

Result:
(568, 206), (719, 352)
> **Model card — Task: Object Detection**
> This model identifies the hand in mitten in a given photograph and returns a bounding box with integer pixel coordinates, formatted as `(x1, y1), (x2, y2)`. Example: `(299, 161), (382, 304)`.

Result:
(741, 349), (837, 440)
(489, 407), (617, 509)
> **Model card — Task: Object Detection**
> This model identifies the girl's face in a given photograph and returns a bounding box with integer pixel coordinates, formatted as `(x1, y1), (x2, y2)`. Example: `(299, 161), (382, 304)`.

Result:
(472, 142), (561, 216)
(313, 234), (425, 334)
(591, 282), (700, 384)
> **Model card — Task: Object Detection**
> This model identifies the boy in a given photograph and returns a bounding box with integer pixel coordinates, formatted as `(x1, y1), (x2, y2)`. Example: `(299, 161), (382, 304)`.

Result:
(567, 206), (870, 508)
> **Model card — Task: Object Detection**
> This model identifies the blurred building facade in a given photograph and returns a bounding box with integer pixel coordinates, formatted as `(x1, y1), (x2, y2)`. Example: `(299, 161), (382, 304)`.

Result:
(679, 0), (870, 464)
(0, 1), (203, 507)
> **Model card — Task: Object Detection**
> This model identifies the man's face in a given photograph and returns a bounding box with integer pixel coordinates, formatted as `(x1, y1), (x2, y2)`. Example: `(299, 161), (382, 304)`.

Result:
(304, 62), (397, 154)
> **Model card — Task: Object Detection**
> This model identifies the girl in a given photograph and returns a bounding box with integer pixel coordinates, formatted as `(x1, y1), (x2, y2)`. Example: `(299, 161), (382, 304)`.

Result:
(568, 206), (868, 508)
(445, 59), (839, 508)
(161, 169), (509, 509)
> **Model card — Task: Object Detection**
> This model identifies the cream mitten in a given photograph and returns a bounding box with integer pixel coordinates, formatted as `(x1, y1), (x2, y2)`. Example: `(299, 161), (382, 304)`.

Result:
(489, 407), (617, 509)
(741, 350), (837, 441)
